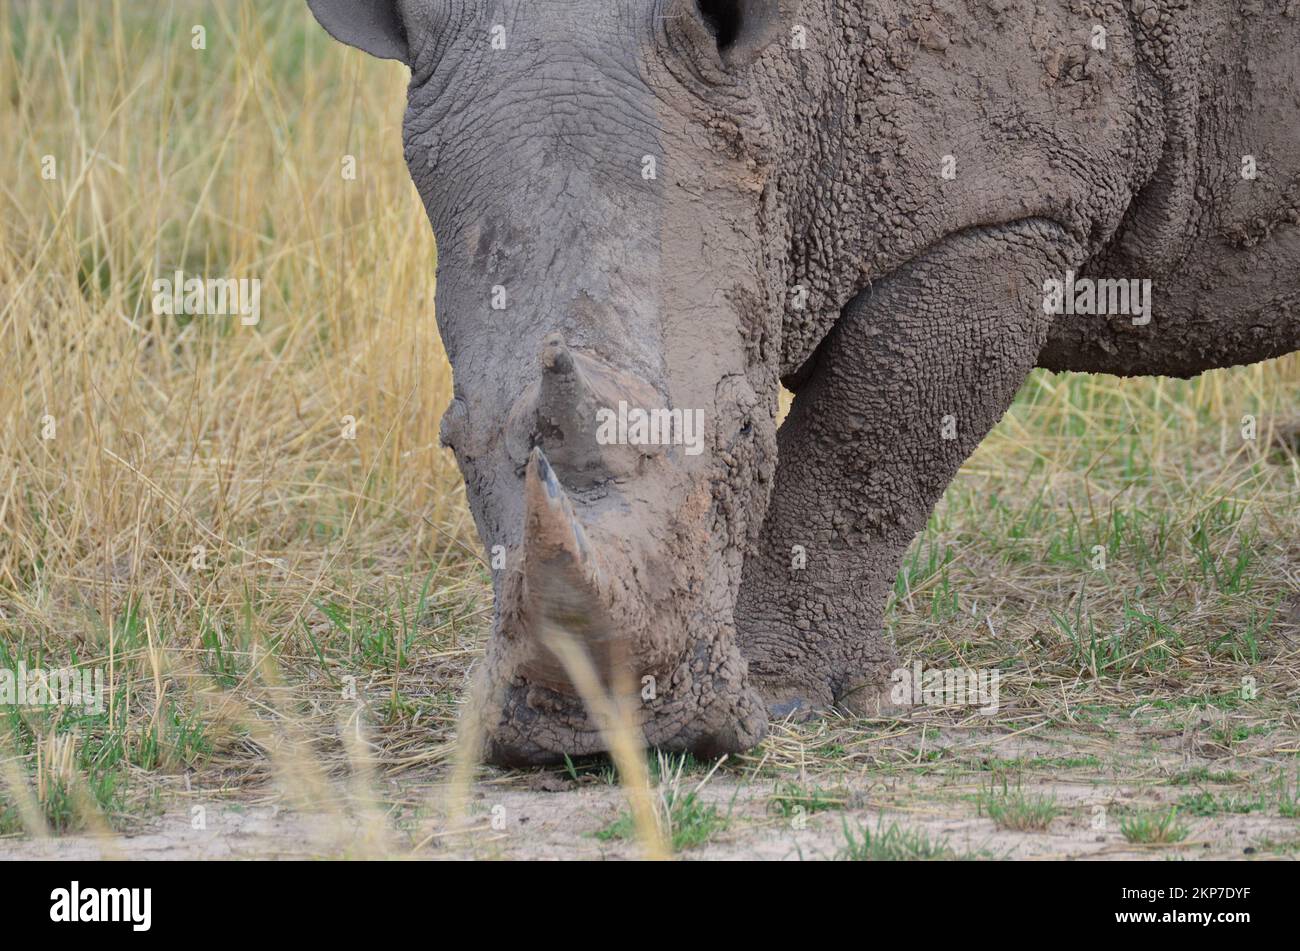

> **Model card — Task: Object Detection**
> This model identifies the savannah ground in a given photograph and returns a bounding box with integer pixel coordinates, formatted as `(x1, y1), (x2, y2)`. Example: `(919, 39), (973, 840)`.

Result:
(1, 0), (1298, 860)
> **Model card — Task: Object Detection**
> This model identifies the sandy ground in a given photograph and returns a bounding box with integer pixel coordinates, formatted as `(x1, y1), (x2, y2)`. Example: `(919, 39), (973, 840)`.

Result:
(4, 719), (1296, 861)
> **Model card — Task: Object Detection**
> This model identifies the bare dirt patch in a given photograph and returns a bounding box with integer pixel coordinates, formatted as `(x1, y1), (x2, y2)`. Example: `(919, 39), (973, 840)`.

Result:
(5, 710), (1298, 860)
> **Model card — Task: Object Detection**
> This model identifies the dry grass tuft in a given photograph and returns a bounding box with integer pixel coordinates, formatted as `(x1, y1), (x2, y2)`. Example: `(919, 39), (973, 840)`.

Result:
(1, 0), (482, 840)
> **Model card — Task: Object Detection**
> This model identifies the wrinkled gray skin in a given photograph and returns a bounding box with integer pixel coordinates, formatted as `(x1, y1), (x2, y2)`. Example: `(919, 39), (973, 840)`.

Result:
(309, 0), (1300, 765)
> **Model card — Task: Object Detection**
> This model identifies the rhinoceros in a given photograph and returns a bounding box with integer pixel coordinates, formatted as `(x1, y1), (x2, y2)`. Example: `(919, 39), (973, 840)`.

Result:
(307, 0), (1300, 764)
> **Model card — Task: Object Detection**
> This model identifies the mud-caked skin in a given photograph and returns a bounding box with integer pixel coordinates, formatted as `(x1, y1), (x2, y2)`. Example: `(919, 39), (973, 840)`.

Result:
(308, 0), (1300, 765)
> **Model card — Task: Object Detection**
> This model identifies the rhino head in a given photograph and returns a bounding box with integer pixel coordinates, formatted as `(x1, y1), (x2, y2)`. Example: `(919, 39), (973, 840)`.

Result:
(308, 0), (798, 764)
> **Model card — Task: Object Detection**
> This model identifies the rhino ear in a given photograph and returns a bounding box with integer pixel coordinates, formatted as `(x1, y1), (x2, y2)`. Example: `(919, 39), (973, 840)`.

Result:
(307, 0), (409, 64)
(695, 0), (800, 68)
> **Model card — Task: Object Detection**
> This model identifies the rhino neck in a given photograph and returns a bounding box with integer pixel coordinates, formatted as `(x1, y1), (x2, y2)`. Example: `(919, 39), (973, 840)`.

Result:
(755, 0), (1160, 378)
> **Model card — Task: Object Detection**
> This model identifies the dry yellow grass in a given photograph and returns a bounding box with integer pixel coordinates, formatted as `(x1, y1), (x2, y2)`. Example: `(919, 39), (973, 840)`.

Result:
(1, 0), (465, 605)
(0, 0), (483, 835)
(1, 1), (1297, 858)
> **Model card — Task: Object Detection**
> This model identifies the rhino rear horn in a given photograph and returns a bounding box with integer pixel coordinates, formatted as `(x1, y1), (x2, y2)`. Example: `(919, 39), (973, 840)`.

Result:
(535, 334), (589, 450)
(506, 335), (666, 485)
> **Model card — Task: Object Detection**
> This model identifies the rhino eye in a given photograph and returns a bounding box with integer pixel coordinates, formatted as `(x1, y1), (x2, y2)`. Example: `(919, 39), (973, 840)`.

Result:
(739, 419), (752, 436)
(439, 397), (468, 450)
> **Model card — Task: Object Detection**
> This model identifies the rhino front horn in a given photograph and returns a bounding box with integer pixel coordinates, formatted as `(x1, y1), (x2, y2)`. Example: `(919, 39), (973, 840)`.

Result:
(521, 445), (596, 579)
(509, 447), (627, 691)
